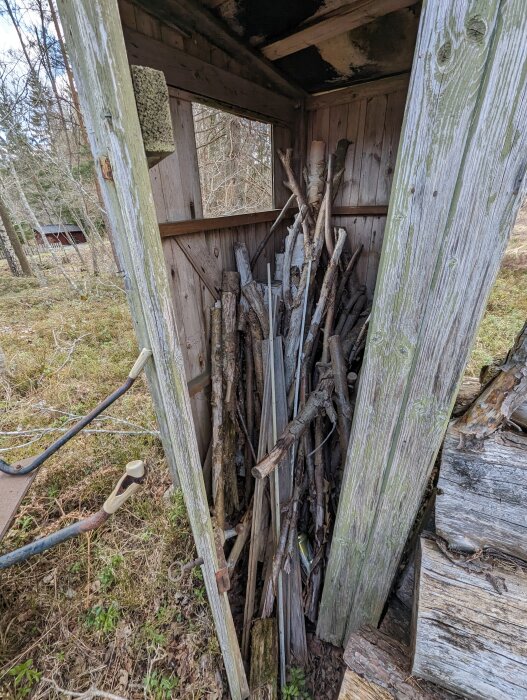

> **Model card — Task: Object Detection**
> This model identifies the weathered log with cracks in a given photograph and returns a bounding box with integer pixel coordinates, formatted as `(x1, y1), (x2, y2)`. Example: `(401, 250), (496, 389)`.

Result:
(222, 271), (240, 514)
(329, 335), (352, 456)
(211, 302), (225, 528)
(250, 618), (278, 700)
(436, 424), (527, 559)
(456, 320), (527, 440)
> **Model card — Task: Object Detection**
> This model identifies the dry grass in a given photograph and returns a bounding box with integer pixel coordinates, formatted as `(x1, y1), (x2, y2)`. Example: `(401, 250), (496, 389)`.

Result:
(466, 204), (527, 376)
(0, 268), (223, 699)
(0, 204), (525, 698)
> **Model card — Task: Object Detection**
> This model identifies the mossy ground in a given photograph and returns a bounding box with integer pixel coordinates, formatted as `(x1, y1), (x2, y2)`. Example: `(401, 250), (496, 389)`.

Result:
(0, 256), (223, 699)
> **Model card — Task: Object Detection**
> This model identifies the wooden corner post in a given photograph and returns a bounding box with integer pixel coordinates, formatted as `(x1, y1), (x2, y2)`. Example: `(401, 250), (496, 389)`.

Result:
(318, 0), (527, 645)
(55, 1), (248, 697)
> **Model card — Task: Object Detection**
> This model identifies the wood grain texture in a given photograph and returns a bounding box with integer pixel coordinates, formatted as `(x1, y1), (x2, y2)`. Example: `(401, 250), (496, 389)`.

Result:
(149, 96), (212, 458)
(158, 206), (388, 238)
(436, 425), (527, 560)
(261, 1), (416, 60)
(413, 537), (527, 699)
(56, 2), (248, 696)
(307, 80), (406, 298)
(123, 26), (298, 127)
(250, 618), (278, 699)
(342, 624), (456, 699)
(131, 0), (305, 100)
(306, 74), (410, 111)
(319, 0), (527, 645)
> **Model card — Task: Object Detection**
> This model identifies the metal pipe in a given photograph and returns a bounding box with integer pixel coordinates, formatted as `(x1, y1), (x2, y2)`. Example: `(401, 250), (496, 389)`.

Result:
(0, 460), (145, 568)
(0, 349), (151, 476)
(0, 511), (109, 568)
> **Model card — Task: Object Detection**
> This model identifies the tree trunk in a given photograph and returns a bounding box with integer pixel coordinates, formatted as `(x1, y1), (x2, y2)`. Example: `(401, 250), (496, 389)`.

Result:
(0, 190), (32, 276)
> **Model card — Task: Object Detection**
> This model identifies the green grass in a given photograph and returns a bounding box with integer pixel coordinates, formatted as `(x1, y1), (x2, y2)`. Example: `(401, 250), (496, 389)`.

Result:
(0, 270), (223, 699)
(466, 263), (527, 376)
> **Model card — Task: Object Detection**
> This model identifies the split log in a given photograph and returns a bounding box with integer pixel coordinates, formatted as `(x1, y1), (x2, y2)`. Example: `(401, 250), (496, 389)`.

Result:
(436, 424), (527, 559)
(211, 302), (225, 528)
(306, 140), (326, 213)
(250, 618), (278, 700)
(253, 378), (334, 480)
(456, 320), (527, 440)
(222, 271), (240, 514)
(329, 335), (352, 456)
(339, 624), (456, 700)
(412, 536), (527, 699)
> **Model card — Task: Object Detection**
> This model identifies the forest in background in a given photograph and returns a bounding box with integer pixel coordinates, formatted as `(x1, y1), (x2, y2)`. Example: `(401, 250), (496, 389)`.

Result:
(0, 0), (273, 285)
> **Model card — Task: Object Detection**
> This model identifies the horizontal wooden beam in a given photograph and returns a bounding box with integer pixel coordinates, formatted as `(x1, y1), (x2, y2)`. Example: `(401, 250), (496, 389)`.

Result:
(123, 27), (298, 126)
(306, 74), (410, 111)
(261, 0), (417, 61)
(158, 206), (388, 238)
(132, 0), (306, 100)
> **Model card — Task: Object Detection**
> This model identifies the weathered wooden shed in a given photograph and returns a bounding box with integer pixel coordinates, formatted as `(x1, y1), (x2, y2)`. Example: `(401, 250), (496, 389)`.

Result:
(54, 0), (527, 697)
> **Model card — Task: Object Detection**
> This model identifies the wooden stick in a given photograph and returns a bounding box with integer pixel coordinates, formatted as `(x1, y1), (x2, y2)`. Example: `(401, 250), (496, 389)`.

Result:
(211, 302), (225, 529)
(336, 244), (363, 301)
(324, 154), (334, 257)
(335, 287), (365, 335)
(253, 378), (335, 480)
(250, 192), (295, 270)
(302, 228), (347, 367)
(267, 263), (286, 690)
(222, 271), (240, 514)
(227, 504), (252, 573)
(329, 335), (352, 458)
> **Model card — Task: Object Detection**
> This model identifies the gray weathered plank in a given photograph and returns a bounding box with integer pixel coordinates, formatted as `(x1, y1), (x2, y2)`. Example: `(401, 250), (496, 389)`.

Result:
(319, 0), (527, 644)
(56, 1), (248, 696)
(413, 537), (527, 699)
(436, 426), (527, 560)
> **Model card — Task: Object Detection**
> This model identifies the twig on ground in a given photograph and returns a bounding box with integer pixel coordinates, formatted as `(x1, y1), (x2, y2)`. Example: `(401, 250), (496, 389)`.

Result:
(42, 677), (128, 700)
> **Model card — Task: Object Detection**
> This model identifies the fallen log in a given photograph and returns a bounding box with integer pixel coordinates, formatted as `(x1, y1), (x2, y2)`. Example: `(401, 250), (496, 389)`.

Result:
(412, 536), (527, 699)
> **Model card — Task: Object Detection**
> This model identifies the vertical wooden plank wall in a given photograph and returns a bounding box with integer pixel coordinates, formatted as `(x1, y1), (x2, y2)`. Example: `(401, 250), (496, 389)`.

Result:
(318, 0), (527, 646)
(119, 0), (293, 457)
(306, 81), (408, 297)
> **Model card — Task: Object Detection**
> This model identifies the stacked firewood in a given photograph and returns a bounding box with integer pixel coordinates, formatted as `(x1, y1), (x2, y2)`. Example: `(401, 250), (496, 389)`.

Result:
(210, 140), (370, 687)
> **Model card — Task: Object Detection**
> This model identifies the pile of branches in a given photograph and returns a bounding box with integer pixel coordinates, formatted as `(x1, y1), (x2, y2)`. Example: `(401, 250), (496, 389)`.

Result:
(210, 140), (370, 674)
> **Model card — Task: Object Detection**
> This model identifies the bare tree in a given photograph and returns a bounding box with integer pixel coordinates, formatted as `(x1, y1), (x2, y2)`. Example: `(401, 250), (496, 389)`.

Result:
(0, 187), (33, 275)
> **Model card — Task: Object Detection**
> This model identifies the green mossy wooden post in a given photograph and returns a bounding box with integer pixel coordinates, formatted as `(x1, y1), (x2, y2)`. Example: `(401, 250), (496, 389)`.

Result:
(318, 0), (527, 646)
(56, 1), (248, 697)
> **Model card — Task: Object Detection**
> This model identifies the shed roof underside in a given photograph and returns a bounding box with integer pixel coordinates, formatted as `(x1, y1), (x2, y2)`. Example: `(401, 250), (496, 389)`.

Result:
(201, 0), (420, 92)
(135, 0), (421, 94)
